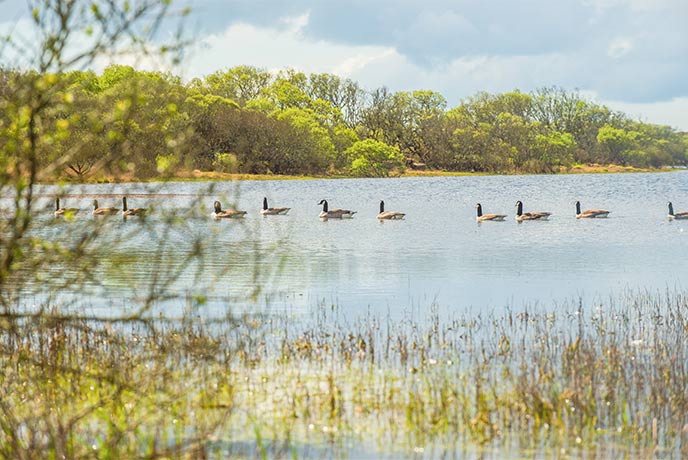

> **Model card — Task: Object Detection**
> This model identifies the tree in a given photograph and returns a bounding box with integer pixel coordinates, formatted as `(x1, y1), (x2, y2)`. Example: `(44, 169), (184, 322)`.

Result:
(193, 65), (273, 105)
(596, 124), (640, 165)
(344, 139), (404, 177)
(532, 131), (576, 172)
(0, 3), (245, 459)
(308, 73), (366, 128)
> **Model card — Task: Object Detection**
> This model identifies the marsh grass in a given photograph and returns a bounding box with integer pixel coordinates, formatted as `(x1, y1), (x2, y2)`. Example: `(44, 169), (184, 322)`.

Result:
(1, 290), (688, 459)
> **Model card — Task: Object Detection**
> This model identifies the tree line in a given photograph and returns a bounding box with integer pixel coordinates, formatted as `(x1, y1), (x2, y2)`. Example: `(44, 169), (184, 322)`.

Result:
(1, 65), (686, 179)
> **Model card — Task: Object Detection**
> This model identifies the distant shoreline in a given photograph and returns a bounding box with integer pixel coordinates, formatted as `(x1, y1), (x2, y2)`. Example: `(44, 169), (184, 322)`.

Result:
(40, 163), (673, 184)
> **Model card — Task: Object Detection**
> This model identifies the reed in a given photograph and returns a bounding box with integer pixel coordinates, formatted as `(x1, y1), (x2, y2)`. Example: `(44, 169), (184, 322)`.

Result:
(1, 290), (687, 459)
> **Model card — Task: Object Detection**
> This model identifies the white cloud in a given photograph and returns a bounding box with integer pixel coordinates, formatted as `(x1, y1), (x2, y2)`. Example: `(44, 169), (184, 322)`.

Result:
(184, 14), (394, 80)
(607, 38), (633, 58)
(280, 10), (310, 36)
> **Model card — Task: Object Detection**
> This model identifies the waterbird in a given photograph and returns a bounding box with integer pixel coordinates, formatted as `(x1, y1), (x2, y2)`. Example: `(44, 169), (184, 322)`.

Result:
(377, 200), (405, 220)
(212, 200), (247, 219)
(515, 201), (551, 222)
(54, 198), (79, 217)
(575, 201), (609, 219)
(475, 203), (506, 222)
(92, 199), (119, 216)
(667, 202), (688, 220)
(318, 200), (356, 219)
(122, 197), (146, 217)
(260, 197), (290, 215)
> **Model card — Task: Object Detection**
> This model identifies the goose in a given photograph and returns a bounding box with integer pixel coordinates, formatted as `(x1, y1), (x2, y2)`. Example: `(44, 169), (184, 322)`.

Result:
(122, 197), (146, 217)
(377, 200), (405, 220)
(575, 201), (609, 219)
(515, 201), (551, 222)
(318, 199), (356, 219)
(212, 200), (247, 219)
(667, 202), (688, 220)
(54, 197), (79, 217)
(92, 199), (119, 216)
(260, 197), (290, 215)
(475, 203), (506, 222)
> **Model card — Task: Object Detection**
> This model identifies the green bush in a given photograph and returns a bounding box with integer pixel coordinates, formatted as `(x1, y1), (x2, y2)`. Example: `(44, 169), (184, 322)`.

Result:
(212, 152), (239, 173)
(345, 139), (405, 177)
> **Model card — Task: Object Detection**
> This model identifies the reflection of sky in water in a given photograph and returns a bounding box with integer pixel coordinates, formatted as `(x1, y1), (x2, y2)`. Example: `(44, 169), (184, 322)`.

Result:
(12, 171), (688, 317)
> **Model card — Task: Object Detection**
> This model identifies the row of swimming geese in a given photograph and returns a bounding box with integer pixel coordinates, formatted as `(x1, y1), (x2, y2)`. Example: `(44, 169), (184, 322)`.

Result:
(480, 201), (688, 221)
(53, 197), (688, 221)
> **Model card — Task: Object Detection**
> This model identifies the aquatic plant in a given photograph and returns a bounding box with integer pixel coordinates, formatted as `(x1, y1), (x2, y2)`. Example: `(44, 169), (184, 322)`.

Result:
(1, 290), (687, 459)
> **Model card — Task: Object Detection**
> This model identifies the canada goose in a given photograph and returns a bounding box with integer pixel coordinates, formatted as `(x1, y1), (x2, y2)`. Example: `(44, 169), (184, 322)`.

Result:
(122, 197), (146, 217)
(260, 197), (290, 215)
(54, 197), (79, 217)
(475, 203), (506, 222)
(377, 200), (405, 220)
(318, 199), (356, 219)
(212, 200), (247, 219)
(667, 202), (688, 220)
(575, 201), (609, 219)
(515, 201), (551, 222)
(92, 199), (119, 216)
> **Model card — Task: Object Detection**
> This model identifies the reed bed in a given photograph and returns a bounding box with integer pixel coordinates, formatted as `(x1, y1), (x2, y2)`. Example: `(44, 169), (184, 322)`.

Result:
(1, 290), (687, 459)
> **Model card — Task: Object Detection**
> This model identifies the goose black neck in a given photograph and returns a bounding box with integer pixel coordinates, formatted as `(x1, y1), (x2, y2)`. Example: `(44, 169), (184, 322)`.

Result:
(669, 202), (674, 216)
(93, 200), (98, 210)
(516, 201), (523, 216)
(476, 203), (483, 217)
(576, 201), (581, 215)
(122, 197), (128, 211)
(214, 201), (222, 213)
(56, 198), (60, 210)
(379, 201), (385, 213)
(322, 200), (328, 212)
(263, 197), (268, 210)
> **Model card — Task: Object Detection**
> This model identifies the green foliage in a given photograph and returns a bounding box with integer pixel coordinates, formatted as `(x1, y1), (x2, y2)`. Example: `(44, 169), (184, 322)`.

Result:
(156, 153), (179, 175)
(2, 63), (685, 181)
(275, 108), (336, 171)
(345, 139), (405, 177)
(212, 152), (239, 173)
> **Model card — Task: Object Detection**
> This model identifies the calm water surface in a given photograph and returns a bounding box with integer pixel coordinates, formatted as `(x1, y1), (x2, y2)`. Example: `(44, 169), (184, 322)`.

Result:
(26, 172), (688, 316)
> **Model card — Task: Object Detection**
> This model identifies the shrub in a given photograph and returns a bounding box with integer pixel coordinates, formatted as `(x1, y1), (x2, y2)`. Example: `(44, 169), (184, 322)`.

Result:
(345, 139), (405, 177)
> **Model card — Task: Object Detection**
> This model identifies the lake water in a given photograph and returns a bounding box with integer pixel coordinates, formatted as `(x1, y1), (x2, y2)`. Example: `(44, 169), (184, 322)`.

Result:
(23, 171), (688, 316)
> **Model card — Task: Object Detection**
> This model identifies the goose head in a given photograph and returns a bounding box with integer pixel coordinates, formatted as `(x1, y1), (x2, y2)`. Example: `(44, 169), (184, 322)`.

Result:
(213, 201), (222, 213)
(515, 201), (523, 216)
(318, 200), (328, 212)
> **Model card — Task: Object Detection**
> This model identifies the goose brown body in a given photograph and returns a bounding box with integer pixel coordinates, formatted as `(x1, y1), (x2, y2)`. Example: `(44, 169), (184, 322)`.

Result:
(92, 199), (119, 216)
(515, 201), (551, 222)
(575, 201), (609, 218)
(318, 200), (356, 219)
(122, 197), (146, 217)
(212, 200), (247, 218)
(668, 202), (688, 220)
(475, 203), (506, 222)
(54, 198), (79, 217)
(377, 200), (405, 220)
(260, 197), (290, 215)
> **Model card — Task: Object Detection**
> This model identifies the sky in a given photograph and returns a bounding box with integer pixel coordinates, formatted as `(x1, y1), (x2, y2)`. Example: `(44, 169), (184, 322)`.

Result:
(2, 0), (687, 130)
